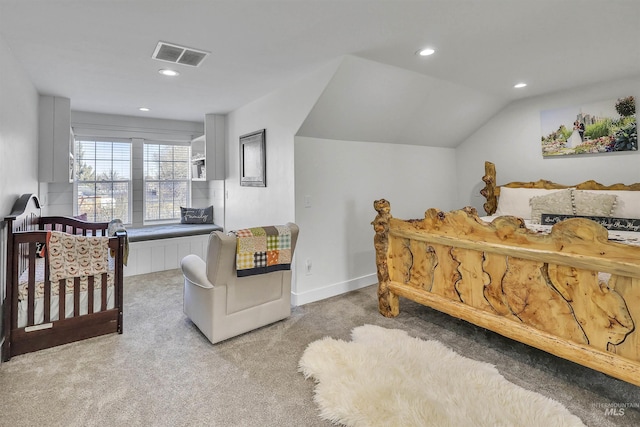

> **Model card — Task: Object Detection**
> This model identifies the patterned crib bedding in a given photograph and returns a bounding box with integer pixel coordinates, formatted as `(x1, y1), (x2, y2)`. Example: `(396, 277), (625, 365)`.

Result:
(17, 257), (115, 301)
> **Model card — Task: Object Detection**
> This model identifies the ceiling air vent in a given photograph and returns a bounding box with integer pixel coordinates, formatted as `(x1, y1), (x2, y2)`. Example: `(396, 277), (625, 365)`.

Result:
(152, 41), (209, 67)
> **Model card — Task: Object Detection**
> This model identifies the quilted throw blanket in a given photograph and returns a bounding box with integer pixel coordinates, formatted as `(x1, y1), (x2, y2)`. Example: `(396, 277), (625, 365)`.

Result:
(232, 225), (292, 277)
(47, 231), (110, 282)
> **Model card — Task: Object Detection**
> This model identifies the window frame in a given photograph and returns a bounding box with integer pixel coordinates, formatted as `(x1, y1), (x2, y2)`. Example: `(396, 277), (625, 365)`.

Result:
(73, 137), (133, 224)
(142, 141), (192, 224)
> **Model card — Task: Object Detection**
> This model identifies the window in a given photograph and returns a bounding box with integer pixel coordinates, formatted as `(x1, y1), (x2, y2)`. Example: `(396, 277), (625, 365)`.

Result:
(75, 139), (132, 223)
(143, 143), (190, 221)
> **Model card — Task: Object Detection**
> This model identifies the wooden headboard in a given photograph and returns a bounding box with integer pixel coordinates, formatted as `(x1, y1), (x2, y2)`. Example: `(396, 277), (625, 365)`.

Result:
(480, 161), (640, 215)
(5, 194), (41, 232)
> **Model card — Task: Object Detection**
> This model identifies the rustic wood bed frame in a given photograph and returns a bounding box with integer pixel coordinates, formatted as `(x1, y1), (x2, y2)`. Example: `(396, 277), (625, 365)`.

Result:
(372, 162), (640, 386)
(2, 194), (126, 361)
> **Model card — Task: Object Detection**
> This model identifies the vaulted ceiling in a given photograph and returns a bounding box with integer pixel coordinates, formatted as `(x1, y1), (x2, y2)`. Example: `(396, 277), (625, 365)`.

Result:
(1, 0), (639, 147)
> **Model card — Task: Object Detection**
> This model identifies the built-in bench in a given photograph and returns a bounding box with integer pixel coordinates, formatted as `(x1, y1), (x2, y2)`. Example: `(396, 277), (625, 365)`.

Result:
(124, 223), (223, 277)
(126, 223), (223, 242)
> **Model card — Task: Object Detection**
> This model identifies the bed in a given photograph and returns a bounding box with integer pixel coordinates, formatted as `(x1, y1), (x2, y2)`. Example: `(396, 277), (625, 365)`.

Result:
(2, 194), (126, 361)
(372, 161), (640, 386)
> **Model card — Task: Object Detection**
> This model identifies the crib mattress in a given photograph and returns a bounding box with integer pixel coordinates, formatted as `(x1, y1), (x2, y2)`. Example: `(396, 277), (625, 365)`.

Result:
(16, 257), (116, 329)
(17, 286), (115, 329)
(17, 257), (115, 300)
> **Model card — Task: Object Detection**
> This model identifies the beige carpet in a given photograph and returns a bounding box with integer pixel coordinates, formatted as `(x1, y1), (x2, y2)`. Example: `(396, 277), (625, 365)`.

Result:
(300, 325), (585, 427)
(0, 269), (638, 426)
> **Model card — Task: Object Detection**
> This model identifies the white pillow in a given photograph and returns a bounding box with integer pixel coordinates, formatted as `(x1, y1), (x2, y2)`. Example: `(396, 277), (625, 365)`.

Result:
(571, 190), (617, 217)
(529, 189), (574, 224)
(576, 190), (640, 219)
(495, 187), (567, 220)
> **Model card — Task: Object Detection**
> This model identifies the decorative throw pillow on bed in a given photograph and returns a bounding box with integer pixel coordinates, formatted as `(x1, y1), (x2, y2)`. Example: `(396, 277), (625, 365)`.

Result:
(180, 206), (214, 224)
(495, 187), (567, 220)
(571, 190), (617, 218)
(572, 190), (640, 219)
(529, 189), (574, 224)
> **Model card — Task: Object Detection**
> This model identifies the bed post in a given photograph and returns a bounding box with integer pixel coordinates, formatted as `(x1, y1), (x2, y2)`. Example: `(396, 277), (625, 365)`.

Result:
(2, 194), (40, 361)
(480, 161), (498, 215)
(372, 199), (399, 317)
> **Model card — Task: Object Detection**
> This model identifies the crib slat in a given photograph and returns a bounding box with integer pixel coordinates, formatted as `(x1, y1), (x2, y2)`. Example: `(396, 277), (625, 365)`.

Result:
(58, 279), (65, 321)
(101, 274), (108, 311)
(18, 240), (27, 281)
(88, 276), (94, 314)
(73, 277), (80, 318)
(10, 244), (19, 331)
(44, 256), (51, 323)
(27, 243), (36, 326)
(43, 281), (51, 323)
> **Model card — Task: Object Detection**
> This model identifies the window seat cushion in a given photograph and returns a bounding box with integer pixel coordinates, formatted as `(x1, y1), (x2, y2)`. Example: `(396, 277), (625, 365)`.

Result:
(127, 223), (223, 243)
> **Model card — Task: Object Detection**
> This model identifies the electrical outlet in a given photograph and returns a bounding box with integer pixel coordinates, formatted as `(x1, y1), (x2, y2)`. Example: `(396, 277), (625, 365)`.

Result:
(305, 258), (312, 275)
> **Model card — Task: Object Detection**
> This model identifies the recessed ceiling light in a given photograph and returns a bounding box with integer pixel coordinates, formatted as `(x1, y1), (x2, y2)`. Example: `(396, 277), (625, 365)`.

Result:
(158, 69), (179, 77)
(417, 48), (435, 56)
(514, 82), (527, 88)
(139, 107), (150, 112)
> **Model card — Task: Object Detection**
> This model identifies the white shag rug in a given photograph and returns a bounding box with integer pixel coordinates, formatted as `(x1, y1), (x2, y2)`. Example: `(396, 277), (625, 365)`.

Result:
(299, 324), (585, 427)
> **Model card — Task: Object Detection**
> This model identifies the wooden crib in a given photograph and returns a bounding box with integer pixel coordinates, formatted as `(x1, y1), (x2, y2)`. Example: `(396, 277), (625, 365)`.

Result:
(2, 194), (126, 361)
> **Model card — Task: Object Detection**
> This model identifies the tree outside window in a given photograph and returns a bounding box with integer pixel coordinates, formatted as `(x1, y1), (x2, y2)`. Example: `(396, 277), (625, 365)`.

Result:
(143, 143), (190, 221)
(75, 139), (131, 223)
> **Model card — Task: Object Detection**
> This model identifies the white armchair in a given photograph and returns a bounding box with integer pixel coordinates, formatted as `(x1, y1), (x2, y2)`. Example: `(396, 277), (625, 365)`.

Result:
(180, 223), (299, 344)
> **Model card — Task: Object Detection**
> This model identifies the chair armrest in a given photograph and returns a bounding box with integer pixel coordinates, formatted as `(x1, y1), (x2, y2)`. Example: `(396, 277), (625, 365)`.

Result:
(180, 254), (214, 289)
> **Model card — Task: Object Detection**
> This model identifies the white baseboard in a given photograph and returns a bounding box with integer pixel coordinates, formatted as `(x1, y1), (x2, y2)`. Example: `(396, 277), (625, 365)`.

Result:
(292, 273), (377, 306)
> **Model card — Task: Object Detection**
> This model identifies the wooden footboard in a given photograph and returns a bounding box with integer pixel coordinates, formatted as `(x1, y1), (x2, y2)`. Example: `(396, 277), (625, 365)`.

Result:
(372, 200), (640, 386)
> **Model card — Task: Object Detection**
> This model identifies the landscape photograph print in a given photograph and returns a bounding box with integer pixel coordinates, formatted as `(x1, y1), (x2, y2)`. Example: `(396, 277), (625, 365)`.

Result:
(540, 96), (637, 157)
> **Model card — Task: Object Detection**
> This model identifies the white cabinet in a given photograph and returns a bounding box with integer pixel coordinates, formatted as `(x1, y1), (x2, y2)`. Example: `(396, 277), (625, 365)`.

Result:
(191, 135), (206, 180)
(191, 114), (226, 181)
(38, 95), (71, 183)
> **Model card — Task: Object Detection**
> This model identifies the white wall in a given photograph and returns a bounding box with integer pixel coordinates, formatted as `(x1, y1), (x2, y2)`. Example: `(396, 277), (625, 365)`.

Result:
(223, 59), (341, 231)
(293, 137), (457, 305)
(207, 180), (225, 229)
(0, 34), (39, 359)
(456, 77), (640, 212)
(0, 36), (39, 214)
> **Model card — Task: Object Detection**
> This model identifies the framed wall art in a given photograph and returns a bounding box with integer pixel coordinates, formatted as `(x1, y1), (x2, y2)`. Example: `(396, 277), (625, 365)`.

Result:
(239, 129), (266, 187)
(540, 96), (636, 157)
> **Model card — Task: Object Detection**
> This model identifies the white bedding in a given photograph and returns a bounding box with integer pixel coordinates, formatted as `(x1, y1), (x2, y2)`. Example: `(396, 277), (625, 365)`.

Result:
(17, 287), (115, 329)
(480, 215), (640, 247)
